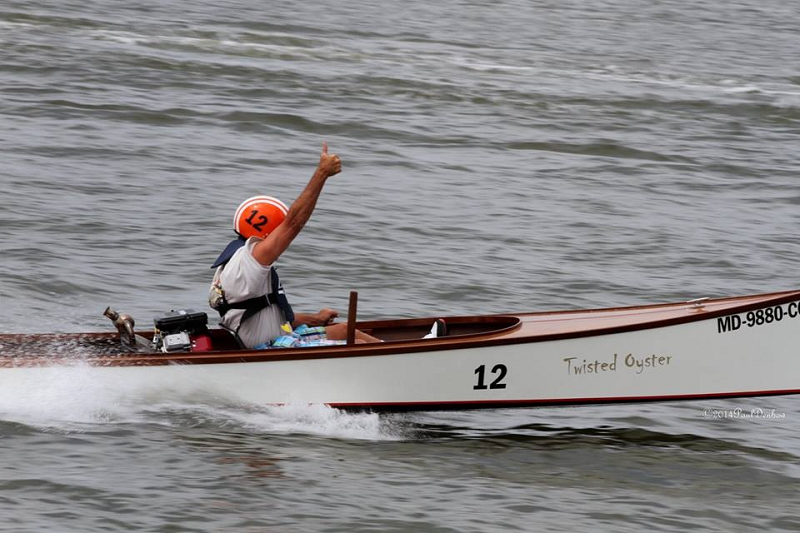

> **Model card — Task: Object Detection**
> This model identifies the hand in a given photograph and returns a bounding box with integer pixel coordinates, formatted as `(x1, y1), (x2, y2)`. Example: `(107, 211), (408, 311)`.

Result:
(315, 308), (339, 326)
(317, 141), (342, 178)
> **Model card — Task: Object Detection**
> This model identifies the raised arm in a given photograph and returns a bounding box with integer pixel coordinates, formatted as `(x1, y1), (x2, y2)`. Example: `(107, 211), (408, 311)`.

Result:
(251, 142), (341, 266)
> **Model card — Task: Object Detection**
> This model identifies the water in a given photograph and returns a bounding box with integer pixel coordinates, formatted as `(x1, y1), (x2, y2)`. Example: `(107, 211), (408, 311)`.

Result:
(1, 0), (799, 530)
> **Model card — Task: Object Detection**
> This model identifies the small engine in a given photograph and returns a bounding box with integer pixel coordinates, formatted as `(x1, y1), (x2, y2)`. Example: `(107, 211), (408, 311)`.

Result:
(152, 309), (210, 353)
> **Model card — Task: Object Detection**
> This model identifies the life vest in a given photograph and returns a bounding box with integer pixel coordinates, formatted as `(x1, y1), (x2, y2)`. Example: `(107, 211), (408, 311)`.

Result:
(214, 267), (295, 326)
(209, 238), (295, 328)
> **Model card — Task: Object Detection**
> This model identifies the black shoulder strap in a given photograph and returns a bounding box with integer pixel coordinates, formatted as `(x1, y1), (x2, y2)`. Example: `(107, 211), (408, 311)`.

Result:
(215, 267), (294, 326)
(272, 268), (295, 325)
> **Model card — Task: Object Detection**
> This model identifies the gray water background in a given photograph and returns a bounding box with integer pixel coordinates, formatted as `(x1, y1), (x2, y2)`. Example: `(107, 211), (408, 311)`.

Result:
(1, 0), (799, 531)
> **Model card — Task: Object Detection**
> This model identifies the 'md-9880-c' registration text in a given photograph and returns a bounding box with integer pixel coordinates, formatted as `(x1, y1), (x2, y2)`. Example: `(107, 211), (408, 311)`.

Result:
(717, 301), (800, 333)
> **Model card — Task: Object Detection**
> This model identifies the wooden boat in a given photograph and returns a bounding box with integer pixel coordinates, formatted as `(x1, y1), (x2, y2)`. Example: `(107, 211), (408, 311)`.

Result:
(1, 290), (799, 411)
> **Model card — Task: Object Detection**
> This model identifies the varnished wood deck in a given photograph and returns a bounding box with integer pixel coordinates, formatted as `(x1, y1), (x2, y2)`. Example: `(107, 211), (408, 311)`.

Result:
(508, 290), (800, 339)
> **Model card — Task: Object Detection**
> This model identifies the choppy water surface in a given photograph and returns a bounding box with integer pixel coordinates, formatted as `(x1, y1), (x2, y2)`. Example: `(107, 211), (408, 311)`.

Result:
(1, 0), (799, 531)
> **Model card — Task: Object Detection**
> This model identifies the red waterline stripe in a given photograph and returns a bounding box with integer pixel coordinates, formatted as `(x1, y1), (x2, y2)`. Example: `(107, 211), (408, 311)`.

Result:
(328, 389), (800, 411)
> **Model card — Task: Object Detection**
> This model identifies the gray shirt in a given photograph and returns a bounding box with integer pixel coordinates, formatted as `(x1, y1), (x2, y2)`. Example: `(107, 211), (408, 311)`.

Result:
(212, 237), (286, 348)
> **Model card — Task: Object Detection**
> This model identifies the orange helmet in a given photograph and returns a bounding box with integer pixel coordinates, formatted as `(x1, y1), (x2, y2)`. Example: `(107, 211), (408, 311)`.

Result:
(233, 195), (289, 239)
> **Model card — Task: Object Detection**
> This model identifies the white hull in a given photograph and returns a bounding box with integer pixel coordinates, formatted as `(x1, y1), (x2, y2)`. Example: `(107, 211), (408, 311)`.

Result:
(3, 294), (799, 410)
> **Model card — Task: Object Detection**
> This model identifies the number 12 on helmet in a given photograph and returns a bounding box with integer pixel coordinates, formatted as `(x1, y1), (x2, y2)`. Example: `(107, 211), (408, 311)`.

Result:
(233, 196), (289, 239)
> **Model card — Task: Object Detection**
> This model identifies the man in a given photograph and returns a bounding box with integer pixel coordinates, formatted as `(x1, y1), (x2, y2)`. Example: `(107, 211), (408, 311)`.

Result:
(209, 143), (381, 348)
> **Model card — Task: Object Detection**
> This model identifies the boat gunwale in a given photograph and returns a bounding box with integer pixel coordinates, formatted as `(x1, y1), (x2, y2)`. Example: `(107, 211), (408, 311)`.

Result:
(1, 289), (799, 368)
